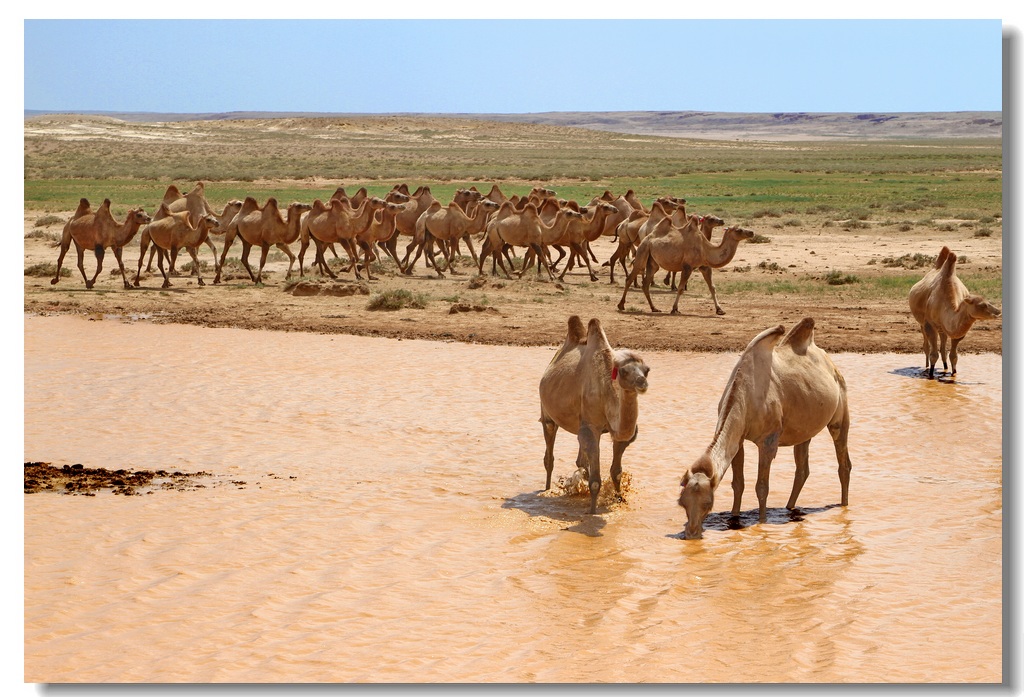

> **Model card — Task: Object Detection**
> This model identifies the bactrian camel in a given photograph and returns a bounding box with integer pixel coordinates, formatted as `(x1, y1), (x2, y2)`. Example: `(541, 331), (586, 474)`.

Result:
(51, 198), (152, 289)
(617, 216), (753, 315)
(539, 315), (651, 514)
(908, 246), (1001, 377)
(216, 197), (312, 285)
(134, 203), (221, 288)
(677, 319), (852, 539)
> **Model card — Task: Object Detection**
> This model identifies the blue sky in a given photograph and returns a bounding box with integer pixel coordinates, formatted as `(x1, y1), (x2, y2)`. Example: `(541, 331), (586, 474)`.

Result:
(23, 19), (1004, 114)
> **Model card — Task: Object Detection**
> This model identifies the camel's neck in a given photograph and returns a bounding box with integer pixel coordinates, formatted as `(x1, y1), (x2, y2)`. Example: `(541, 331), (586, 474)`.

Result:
(703, 231), (745, 268)
(944, 302), (980, 338)
(608, 385), (640, 440)
(703, 390), (748, 488)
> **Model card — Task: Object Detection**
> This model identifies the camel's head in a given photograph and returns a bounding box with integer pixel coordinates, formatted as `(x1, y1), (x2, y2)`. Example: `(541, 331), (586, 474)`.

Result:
(963, 294), (1001, 321)
(290, 201), (313, 212)
(200, 213), (221, 231)
(386, 190), (410, 203)
(612, 350), (649, 394)
(130, 208), (153, 225)
(726, 226), (756, 242)
(703, 214), (725, 229)
(679, 459), (715, 539)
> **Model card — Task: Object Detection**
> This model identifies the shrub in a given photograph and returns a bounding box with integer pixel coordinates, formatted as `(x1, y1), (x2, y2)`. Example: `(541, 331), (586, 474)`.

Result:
(880, 253), (935, 269)
(750, 209), (781, 218)
(825, 270), (859, 285)
(974, 228), (993, 238)
(366, 289), (427, 311)
(34, 215), (64, 227)
(25, 263), (69, 278)
(749, 234), (772, 244)
(757, 261), (782, 272)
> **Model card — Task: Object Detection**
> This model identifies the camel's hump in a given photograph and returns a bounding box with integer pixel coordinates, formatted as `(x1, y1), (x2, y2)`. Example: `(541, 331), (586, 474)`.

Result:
(780, 317), (816, 353)
(744, 324), (785, 354)
(565, 315), (586, 344)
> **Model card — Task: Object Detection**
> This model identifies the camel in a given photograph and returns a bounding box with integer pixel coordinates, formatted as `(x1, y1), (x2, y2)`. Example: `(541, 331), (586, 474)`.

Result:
(51, 198), (152, 289)
(554, 201), (620, 282)
(479, 203), (575, 281)
(144, 182), (216, 272)
(677, 319), (852, 539)
(617, 216), (754, 315)
(134, 203), (221, 288)
(301, 196), (386, 280)
(663, 214), (726, 290)
(539, 316), (650, 514)
(908, 246), (1001, 377)
(414, 199), (499, 278)
(352, 201), (406, 281)
(215, 197), (312, 284)
(606, 197), (686, 285)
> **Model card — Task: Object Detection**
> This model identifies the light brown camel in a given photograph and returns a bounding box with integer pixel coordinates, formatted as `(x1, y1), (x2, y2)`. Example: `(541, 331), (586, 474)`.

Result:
(539, 315), (650, 514)
(352, 201), (406, 280)
(134, 204), (221, 288)
(663, 214), (726, 290)
(145, 182), (217, 272)
(480, 203), (577, 281)
(51, 199), (152, 289)
(414, 199), (500, 278)
(215, 197), (312, 284)
(908, 246), (1001, 377)
(554, 201), (620, 282)
(617, 216), (754, 315)
(677, 319), (852, 539)
(606, 197), (686, 285)
(301, 196), (387, 279)
(389, 186), (438, 273)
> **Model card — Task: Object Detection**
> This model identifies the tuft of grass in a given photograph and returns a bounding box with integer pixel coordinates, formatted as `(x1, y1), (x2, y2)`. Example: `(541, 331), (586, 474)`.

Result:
(748, 234), (771, 244)
(34, 214), (64, 227)
(783, 218), (802, 227)
(824, 270), (860, 286)
(974, 228), (993, 238)
(757, 261), (783, 272)
(880, 253), (936, 269)
(750, 209), (781, 219)
(366, 288), (428, 311)
(25, 262), (69, 278)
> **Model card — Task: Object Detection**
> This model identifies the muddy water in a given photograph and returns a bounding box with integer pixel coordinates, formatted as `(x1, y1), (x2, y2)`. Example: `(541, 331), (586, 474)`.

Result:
(24, 315), (1002, 683)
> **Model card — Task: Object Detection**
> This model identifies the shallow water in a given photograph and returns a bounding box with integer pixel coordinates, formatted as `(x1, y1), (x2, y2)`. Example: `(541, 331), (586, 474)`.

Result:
(24, 315), (1002, 683)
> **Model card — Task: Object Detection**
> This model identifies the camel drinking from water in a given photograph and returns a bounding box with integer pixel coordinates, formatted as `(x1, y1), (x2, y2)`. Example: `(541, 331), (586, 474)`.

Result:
(677, 319), (852, 539)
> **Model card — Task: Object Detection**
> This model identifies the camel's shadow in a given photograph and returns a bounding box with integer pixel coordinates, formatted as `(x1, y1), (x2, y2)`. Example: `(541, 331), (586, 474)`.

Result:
(502, 490), (610, 537)
(667, 503), (842, 539)
(889, 366), (981, 385)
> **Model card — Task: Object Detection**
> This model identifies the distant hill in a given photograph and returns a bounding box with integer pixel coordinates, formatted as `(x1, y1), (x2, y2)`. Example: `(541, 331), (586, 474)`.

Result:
(23, 109), (1002, 140)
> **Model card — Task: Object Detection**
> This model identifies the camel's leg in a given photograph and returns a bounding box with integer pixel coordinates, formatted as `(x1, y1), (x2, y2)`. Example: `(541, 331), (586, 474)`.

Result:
(786, 441), (811, 510)
(424, 234), (446, 279)
(362, 243), (377, 281)
(608, 241), (628, 285)
(755, 434), (780, 523)
(669, 265), (693, 314)
(939, 332), (950, 372)
(75, 242), (90, 287)
(549, 245), (566, 271)
(586, 240), (599, 264)
(640, 259), (661, 313)
(113, 246), (131, 289)
(616, 256), (644, 310)
(157, 247), (171, 288)
(828, 407), (853, 507)
(577, 423), (602, 514)
(558, 251), (576, 281)
(298, 235), (311, 277)
(168, 246), (179, 275)
(460, 233), (479, 269)
(923, 323), (940, 377)
(404, 238), (428, 276)
(204, 237), (218, 272)
(87, 245), (105, 289)
(541, 417), (558, 490)
(316, 239), (339, 279)
(378, 238), (403, 271)
(256, 242), (271, 284)
(239, 239), (257, 283)
(51, 233), (73, 285)
(276, 242), (296, 279)
(215, 227), (237, 285)
(134, 230), (152, 287)
(577, 243), (599, 282)
(949, 336), (963, 376)
(187, 246), (205, 286)
(609, 425), (638, 495)
(535, 244), (556, 281)
(730, 447), (745, 517)
(145, 244), (158, 272)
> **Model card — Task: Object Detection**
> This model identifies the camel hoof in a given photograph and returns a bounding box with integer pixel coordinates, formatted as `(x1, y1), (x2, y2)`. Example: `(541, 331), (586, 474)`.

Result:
(162, 282), (172, 289)
(651, 308), (662, 314)
(50, 278), (59, 285)
(198, 279), (205, 287)
(716, 308), (726, 316)
(85, 282), (94, 289)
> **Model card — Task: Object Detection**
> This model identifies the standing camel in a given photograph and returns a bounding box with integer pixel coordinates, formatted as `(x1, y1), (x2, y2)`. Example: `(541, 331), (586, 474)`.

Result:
(908, 246), (1001, 377)
(415, 199), (499, 278)
(617, 216), (754, 315)
(677, 319), (852, 539)
(539, 316), (650, 514)
(215, 197), (312, 285)
(134, 204), (221, 288)
(51, 198), (152, 289)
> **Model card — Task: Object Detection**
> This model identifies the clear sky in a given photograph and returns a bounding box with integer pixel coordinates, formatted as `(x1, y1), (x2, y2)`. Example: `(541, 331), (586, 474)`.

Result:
(23, 18), (1004, 114)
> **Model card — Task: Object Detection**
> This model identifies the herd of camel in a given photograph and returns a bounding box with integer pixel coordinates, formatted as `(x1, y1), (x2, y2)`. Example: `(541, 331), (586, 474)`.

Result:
(47, 181), (756, 316)
(40, 181), (1001, 538)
